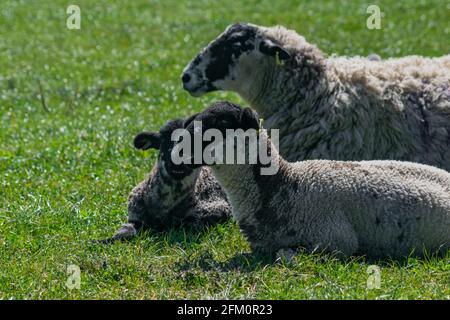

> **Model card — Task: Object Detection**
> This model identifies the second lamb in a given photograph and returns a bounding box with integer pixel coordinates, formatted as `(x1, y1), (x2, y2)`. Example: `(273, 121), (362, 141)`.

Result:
(172, 101), (450, 260)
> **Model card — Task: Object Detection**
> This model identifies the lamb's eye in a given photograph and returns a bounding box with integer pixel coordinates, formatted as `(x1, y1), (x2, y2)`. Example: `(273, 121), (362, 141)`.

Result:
(218, 119), (229, 127)
(231, 43), (241, 49)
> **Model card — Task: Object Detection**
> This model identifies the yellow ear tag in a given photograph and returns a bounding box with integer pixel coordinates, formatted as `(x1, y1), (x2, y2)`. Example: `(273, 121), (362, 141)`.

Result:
(275, 51), (285, 66)
(258, 118), (264, 133)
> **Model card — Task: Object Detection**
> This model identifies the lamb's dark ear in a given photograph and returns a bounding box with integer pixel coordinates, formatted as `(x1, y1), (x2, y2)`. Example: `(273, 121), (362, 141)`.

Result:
(240, 107), (260, 130)
(183, 113), (199, 128)
(259, 39), (291, 61)
(133, 132), (161, 150)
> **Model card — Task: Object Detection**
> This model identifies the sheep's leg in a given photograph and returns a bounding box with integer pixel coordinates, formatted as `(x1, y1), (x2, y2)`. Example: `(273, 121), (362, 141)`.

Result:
(173, 200), (231, 230)
(192, 200), (232, 227)
(275, 248), (298, 263)
(96, 222), (141, 244)
(312, 218), (359, 259)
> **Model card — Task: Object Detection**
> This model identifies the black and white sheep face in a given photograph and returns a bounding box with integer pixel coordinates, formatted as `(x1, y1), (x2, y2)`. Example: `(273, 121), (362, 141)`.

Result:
(182, 23), (290, 96)
(134, 119), (194, 180)
(179, 101), (260, 167)
(184, 101), (260, 133)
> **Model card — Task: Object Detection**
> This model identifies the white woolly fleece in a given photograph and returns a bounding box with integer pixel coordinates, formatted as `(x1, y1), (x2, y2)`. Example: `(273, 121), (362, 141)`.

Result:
(236, 25), (450, 170)
(211, 130), (450, 259)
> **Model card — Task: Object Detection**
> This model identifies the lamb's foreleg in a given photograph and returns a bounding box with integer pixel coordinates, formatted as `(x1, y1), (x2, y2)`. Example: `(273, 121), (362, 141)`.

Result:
(181, 200), (232, 229)
(97, 222), (141, 244)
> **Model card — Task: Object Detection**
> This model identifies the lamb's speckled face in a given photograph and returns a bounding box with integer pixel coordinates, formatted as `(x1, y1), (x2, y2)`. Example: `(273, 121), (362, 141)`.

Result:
(182, 23), (290, 97)
(134, 119), (194, 180)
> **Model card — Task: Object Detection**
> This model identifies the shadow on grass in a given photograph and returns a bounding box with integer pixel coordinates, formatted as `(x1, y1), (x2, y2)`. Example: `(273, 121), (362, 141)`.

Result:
(178, 248), (450, 272)
(91, 223), (449, 272)
(175, 251), (274, 274)
(92, 225), (211, 246)
(91, 222), (275, 272)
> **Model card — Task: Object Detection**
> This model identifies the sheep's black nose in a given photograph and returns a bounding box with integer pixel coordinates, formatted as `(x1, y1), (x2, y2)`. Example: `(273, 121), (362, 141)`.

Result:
(181, 73), (191, 84)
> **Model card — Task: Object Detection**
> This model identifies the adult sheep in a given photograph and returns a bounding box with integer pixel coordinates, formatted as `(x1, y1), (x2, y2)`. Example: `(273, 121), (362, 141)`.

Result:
(182, 23), (450, 167)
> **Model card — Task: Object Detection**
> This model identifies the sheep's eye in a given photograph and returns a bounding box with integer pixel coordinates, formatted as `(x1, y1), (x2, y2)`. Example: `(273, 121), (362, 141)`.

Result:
(218, 119), (229, 127)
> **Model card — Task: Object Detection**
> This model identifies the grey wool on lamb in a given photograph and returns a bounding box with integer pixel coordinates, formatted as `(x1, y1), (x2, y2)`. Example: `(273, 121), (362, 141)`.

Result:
(101, 118), (231, 242)
(177, 102), (450, 260)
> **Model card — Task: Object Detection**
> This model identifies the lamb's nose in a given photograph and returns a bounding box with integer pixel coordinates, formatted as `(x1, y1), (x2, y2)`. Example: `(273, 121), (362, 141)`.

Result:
(181, 72), (191, 84)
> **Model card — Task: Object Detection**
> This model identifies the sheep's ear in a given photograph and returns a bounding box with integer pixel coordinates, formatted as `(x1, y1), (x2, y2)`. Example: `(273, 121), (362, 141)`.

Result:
(183, 113), (199, 128)
(259, 39), (291, 61)
(240, 107), (260, 130)
(133, 132), (161, 150)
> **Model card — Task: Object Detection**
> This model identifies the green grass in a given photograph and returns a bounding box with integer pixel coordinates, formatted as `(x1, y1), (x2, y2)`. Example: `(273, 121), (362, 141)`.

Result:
(1, 0), (449, 299)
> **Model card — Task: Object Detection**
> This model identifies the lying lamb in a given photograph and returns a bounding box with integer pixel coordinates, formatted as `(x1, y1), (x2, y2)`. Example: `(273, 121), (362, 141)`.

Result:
(101, 118), (231, 242)
(174, 101), (450, 260)
(182, 23), (450, 168)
